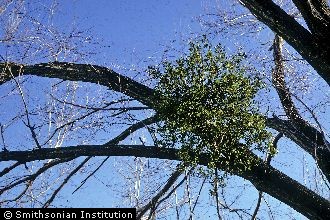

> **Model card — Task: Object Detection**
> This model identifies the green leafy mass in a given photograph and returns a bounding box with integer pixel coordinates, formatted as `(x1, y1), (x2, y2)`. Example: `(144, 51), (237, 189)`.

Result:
(149, 38), (272, 173)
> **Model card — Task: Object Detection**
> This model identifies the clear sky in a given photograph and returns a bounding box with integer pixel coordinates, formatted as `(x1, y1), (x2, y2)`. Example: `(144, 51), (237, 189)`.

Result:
(55, 0), (203, 68)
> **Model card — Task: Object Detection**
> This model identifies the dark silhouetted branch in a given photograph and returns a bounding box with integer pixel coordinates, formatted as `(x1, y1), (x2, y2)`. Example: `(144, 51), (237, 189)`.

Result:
(0, 144), (329, 219)
(239, 0), (330, 85)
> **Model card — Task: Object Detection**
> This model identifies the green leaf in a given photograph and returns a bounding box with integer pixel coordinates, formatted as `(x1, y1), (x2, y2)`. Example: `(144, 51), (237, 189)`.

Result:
(148, 37), (271, 176)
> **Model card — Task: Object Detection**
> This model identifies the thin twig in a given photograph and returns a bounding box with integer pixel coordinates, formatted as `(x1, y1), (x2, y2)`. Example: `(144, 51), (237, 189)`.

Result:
(214, 169), (223, 220)
(43, 157), (90, 207)
(0, 157), (74, 195)
(191, 177), (207, 213)
(51, 94), (150, 111)
(6, 64), (41, 148)
(71, 157), (107, 194)
(72, 115), (159, 194)
(137, 164), (186, 219)
(0, 180), (31, 205)
(0, 161), (22, 177)
(251, 191), (262, 220)
(252, 132), (283, 219)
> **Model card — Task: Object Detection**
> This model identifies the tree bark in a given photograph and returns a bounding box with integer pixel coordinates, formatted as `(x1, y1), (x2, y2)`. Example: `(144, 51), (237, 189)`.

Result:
(1, 145), (329, 219)
(238, 0), (330, 86)
(270, 34), (330, 182)
(266, 117), (330, 182)
(0, 62), (156, 108)
(1, 62), (330, 218)
(291, 0), (330, 39)
(2, 62), (329, 180)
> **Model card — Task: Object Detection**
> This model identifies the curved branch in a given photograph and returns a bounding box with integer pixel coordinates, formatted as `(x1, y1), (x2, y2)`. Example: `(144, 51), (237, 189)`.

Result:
(43, 157), (90, 208)
(270, 34), (330, 182)
(0, 144), (329, 219)
(239, 0), (330, 85)
(0, 157), (74, 195)
(1, 61), (330, 218)
(291, 0), (330, 38)
(137, 164), (185, 219)
(0, 62), (157, 107)
(266, 117), (330, 182)
(1, 61), (328, 173)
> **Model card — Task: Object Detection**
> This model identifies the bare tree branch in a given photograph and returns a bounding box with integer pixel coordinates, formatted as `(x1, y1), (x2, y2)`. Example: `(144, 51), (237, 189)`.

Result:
(238, 0), (330, 85)
(252, 133), (283, 220)
(270, 33), (330, 182)
(51, 95), (150, 111)
(0, 61), (329, 218)
(0, 180), (31, 205)
(0, 157), (74, 196)
(1, 61), (329, 178)
(191, 177), (207, 214)
(271, 34), (304, 123)
(0, 161), (22, 177)
(0, 62), (156, 107)
(214, 169), (223, 220)
(42, 157), (90, 208)
(72, 115), (159, 194)
(291, 0), (330, 38)
(0, 144), (329, 219)
(251, 191), (262, 220)
(137, 164), (186, 219)
(5, 64), (41, 149)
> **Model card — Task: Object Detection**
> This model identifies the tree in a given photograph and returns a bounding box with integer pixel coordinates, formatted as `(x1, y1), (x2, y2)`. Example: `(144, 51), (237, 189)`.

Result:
(0, 1), (329, 219)
(237, 0), (330, 186)
(239, 0), (330, 86)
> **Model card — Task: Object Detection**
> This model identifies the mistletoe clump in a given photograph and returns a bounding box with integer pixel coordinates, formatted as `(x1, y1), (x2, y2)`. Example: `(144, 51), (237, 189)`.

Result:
(149, 38), (271, 173)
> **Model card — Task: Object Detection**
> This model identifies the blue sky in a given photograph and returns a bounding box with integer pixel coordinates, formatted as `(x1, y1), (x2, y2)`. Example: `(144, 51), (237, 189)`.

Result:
(55, 0), (203, 68)
(1, 1), (329, 219)
(47, 0), (208, 210)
